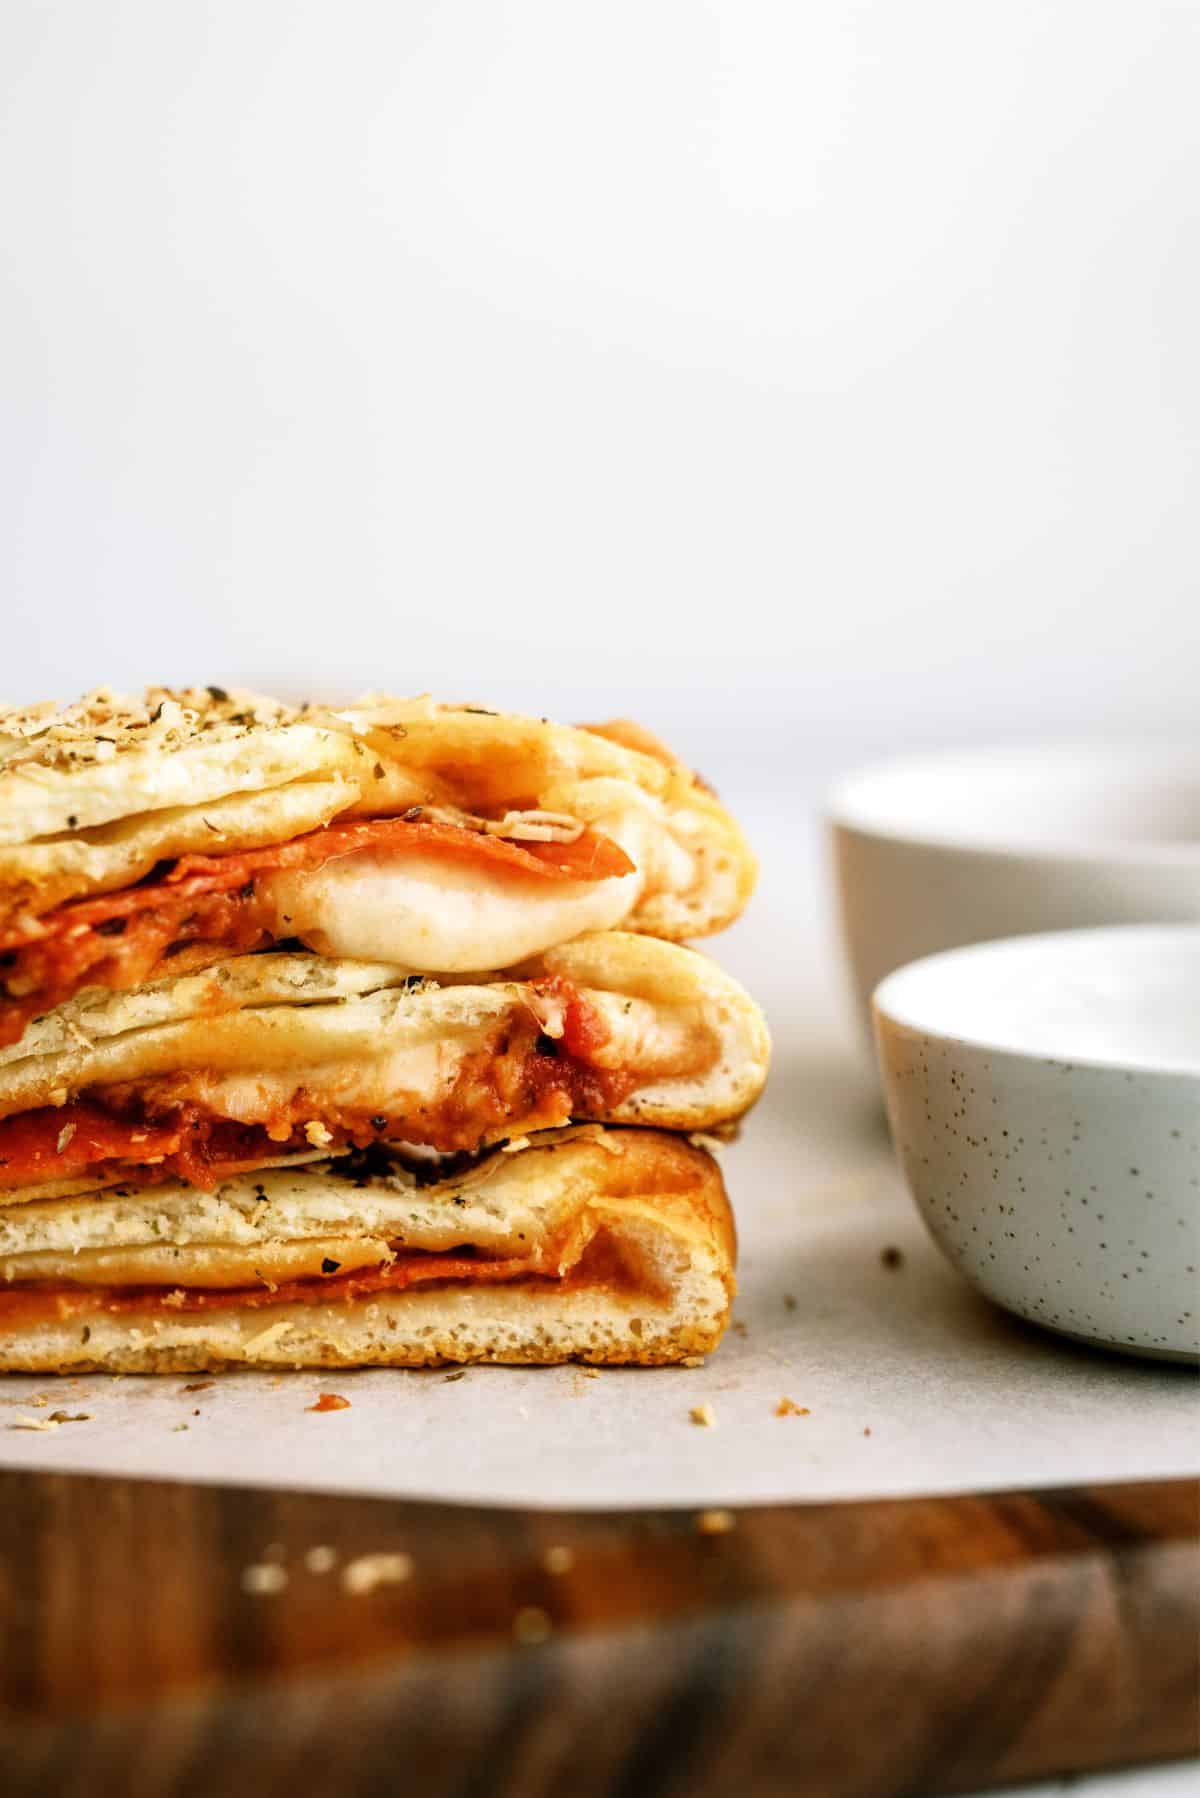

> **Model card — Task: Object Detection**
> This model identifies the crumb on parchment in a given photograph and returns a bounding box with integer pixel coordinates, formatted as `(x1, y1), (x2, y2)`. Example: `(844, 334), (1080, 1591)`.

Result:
(689, 1403), (717, 1428)
(241, 1563), (288, 1596)
(341, 1552), (413, 1595)
(775, 1397), (810, 1418)
(695, 1509), (737, 1535)
(308, 1393), (351, 1413)
(513, 1606), (552, 1644)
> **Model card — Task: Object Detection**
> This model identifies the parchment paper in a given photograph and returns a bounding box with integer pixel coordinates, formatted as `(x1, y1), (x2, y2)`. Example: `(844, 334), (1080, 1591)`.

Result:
(1, 802), (1195, 1505)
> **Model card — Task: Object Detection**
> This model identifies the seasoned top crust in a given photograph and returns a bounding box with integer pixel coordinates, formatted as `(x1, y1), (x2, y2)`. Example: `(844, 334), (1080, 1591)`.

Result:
(0, 686), (703, 839)
(0, 686), (399, 852)
(0, 685), (297, 776)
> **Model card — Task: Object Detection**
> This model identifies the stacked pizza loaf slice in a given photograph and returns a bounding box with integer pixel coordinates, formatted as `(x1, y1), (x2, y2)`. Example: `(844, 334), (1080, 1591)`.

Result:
(0, 690), (768, 1370)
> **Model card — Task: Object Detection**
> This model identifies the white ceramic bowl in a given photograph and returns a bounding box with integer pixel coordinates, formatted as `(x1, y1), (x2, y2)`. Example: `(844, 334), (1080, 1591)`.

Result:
(874, 925), (1200, 1361)
(830, 744), (1200, 1034)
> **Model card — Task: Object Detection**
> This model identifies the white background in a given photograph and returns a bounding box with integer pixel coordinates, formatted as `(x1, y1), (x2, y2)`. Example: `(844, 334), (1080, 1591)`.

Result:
(1, 0), (1197, 768)
(2, 17), (1197, 1794)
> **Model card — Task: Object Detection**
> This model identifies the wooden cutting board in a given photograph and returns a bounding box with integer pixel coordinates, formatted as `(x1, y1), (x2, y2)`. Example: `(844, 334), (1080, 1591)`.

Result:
(0, 1469), (1195, 1797)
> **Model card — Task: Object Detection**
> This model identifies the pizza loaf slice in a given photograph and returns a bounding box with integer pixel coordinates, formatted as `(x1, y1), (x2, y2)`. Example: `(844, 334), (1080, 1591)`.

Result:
(0, 1126), (735, 1372)
(0, 688), (755, 1045)
(0, 933), (769, 1193)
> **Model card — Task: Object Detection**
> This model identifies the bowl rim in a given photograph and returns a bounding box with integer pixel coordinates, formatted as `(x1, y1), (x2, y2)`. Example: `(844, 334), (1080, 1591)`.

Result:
(828, 740), (1200, 866)
(872, 923), (1200, 1081)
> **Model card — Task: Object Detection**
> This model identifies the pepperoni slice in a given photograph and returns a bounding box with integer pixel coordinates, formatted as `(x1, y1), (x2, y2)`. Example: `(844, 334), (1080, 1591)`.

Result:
(0, 1245), (563, 1326)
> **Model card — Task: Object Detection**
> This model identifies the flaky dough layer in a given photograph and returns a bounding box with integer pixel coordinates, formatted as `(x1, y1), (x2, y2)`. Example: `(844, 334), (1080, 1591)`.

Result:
(0, 934), (771, 1137)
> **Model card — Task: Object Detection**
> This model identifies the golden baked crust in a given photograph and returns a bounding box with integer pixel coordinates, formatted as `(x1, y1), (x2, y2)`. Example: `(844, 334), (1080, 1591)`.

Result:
(0, 1127), (736, 1370)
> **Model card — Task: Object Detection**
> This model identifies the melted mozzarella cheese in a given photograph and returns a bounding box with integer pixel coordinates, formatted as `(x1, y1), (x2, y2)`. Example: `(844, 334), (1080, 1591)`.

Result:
(585, 993), (714, 1079)
(168, 1039), (456, 1126)
(259, 847), (642, 971)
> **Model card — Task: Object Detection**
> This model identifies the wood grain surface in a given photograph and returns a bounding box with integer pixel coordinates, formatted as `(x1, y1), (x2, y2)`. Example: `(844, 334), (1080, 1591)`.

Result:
(0, 1470), (1195, 1798)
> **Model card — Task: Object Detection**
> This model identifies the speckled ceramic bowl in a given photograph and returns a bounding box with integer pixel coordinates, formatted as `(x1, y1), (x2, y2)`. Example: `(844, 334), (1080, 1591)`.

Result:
(874, 926), (1200, 1362)
(831, 743), (1200, 1038)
